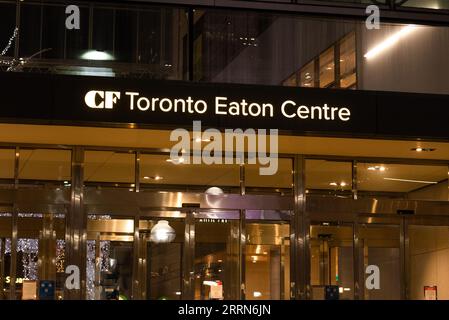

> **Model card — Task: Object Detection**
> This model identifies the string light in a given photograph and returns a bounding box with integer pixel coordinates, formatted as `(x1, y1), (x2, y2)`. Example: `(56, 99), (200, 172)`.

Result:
(1, 27), (18, 57)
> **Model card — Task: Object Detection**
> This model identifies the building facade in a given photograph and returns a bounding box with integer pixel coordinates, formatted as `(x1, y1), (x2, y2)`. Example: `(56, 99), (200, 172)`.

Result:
(0, 0), (449, 300)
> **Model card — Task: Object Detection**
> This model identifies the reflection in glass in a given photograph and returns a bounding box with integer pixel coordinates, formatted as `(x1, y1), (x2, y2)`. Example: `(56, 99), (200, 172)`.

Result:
(245, 223), (290, 300)
(14, 213), (66, 300)
(310, 223), (354, 300)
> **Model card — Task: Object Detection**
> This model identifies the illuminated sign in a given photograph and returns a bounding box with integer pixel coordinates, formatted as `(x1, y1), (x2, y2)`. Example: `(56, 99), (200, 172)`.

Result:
(84, 90), (352, 122)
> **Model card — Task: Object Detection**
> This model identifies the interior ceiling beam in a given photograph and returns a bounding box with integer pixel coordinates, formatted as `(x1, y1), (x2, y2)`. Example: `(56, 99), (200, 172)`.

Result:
(122, 0), (449, 26)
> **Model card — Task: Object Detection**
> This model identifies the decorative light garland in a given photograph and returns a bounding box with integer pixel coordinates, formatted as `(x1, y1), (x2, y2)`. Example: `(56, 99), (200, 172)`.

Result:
(1, 27), (18, 57)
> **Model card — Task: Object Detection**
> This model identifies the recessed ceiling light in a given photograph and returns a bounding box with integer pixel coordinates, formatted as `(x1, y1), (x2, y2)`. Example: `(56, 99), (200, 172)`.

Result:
(340, 182), (347, 187)
(329, 182), (338, 186)
(411, 147), (435, 152)
(152, 176), (163, 181)
(368, 166), (386, 171)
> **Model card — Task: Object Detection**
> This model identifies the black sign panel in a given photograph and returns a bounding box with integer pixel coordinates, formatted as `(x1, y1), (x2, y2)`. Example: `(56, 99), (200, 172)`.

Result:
(1, 72), (448, 139)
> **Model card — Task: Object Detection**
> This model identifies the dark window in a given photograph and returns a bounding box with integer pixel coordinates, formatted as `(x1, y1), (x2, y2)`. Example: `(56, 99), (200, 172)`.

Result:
(41, 5), (66, 59)
(66, 6), (89, 60)
(115, 9), (138, 63)
(138, 10), (162, 65)
(19, 4), (41, 58)
(92, 8), (114, 53)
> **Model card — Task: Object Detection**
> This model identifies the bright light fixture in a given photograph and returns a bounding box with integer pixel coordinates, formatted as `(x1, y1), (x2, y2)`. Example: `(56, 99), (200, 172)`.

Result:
(166, 157), (185, 164)
(253, 291), (262, 297)
(368, 166), (386, 171)
(150, 220), (176, 243)
(364, 25), (417, 60)
(205, 187), (224, 195)
(383, 177), (438, 184)
(81, 50), (114, 61)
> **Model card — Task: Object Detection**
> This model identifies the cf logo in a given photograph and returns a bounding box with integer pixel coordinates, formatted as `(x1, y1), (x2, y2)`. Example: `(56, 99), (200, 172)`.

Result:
(85, 90), (121, 109)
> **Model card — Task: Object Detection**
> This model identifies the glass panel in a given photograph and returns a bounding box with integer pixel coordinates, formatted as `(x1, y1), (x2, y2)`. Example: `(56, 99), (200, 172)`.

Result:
(399, 0), (449, 10)
(305, 160), (352, 197)
(245, 158), (293, 195)
(299, 60), (316, 88)
(319, 47), (335, 88)
(282, 73), (297, 87)
(114, 9), (138, 63)
(139, 218), (184, 300)
(0, 213), (12, 300)
(0, 2), (16, 58)
(86, 215), (134, 300)
(140, 154), (240, 193)
(19, 4), (41, 58)
(41, 5), (65, 59)
(0, 149), (15, 187)
(310, 223), (354, 300)
(15, 212), (65, 300)
(409, 225), (449, 300)
(66, 6), (89, 60)
(196, 10), (449, 95)
(339, 32), (357, 88)
(357, 163), (448, 200)
(245, 222), (290, 300)
(18, 149), (71, 186)
(194, 216), (240, 300)
(84, 151), (135, 187)
(359, 224), (401, 300)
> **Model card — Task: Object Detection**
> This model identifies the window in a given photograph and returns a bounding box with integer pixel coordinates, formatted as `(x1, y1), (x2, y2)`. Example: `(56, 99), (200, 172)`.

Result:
(319, 47), (335, 88)
(305, 160), (352, 197)
(84, 151), (135, 187)
(0, 2), (16, 58)
(139, 154), (240, 193)
(299, 61), (316, 88)
(245, 158), (293, 195)
(18, 149), (71, 186)
(357, 162), (448, 200)
(339, 32), (356, 88)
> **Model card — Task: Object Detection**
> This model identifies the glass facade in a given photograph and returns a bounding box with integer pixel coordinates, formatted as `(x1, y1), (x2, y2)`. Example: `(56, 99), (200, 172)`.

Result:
(0, 0), (449, 302)
(1, 1), (449, 93)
